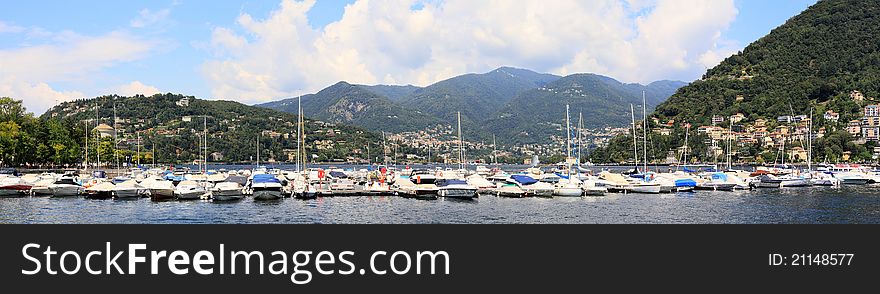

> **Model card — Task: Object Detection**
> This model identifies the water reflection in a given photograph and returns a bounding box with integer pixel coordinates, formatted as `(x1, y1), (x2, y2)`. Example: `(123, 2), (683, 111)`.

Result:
(1, 187), (880, 224)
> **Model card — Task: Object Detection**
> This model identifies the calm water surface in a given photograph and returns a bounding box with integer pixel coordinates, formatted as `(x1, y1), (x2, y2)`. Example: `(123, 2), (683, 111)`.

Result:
(2, 186), (880, 224)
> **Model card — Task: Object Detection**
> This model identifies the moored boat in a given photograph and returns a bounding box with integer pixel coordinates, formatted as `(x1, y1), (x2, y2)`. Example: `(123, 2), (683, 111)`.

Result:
(250, 174), (284, 201)
(435, 179), (477, 199)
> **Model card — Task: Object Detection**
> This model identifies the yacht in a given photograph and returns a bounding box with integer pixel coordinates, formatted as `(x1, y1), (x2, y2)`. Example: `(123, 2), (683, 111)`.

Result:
(211, 181), (244, 201)
(466, 174), (496, 196)
(29, 177), (56, 196)
(435, 179), (477, 199)
(48, 176), (82, 197)
(84, 182), (115, 199)
(393, 175), (438, 200)
(141, 177), (175, 200)
(508, 174), (554, 197)
(249, 174), (284, 201)
(553, 175), (583, 197)
(0, 176), (32, 197)
(114, 180), (144, 199)
(598, 172), (661, 194)
(175, 180), (207, 200)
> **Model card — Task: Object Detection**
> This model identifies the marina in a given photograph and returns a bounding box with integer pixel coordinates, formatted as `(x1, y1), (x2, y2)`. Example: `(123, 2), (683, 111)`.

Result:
(2, 163), (880, 224)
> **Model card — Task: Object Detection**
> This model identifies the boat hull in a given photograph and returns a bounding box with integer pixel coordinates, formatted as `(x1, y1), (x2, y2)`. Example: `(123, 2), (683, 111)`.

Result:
(85, 190), (113, 199)
(212, 189), (244, 201)
(841, 178), (870, 185)
(176, 190), (206, 200)
(438, 188), (477, 199)
(253, 189), (283, 201)
(49, 185), (81, 197)
(553, 187), (583, 197)
(113, 189), (142, 199)
(149, 189), (175, 201)
(583, 187), (606, 196)
(30, 187), (53, 196)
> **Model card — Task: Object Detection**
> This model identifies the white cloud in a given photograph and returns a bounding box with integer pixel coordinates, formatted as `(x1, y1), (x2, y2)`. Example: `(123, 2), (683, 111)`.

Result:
(0, 21), (25, 33)
(131, 8), (171, 28)
(109, 81), (162, 97)
(0, 29), (162, 114)
(202, 0), (740, 104)
(0, 76), (84, 114)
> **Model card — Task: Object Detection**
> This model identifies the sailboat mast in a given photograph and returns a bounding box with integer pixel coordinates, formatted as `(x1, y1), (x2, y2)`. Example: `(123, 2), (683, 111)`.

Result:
(630, 104), (638, 171)
(728, 117), (733, 170)
(565, 105), (572, 176)
(257, 134), (260, 167)
(493, 134), (497, 165)
(297, 96), (301, 173)
(642, 91), (647, 173)
(114, 101), (118, 171)
(382, 131), (387, 166)
(84, 121), (89, 171)
(458, 112), (463, 170)
(808, 108), (813, 172)
(577, 112), (583, 166)
(95, 101), (100, 169)
(137, 131), (140, 167)
(203, 116), (207, 174)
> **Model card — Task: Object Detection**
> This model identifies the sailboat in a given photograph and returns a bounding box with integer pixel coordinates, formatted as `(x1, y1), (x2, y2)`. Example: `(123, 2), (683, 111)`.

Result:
(292, 95), (317, 200)
(437, 112), (477, 199)
(554, 105), (583, 197)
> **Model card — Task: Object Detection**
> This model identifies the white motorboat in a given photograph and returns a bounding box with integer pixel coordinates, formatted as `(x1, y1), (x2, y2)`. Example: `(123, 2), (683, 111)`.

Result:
(29, 178), (56, 196)
(249, 174), (284, 201)
(141, 177), (175, 200)
(175, 180), (207, 200)
(0, 177), (32, 197)
(495, 184), (526, 198)
(508, 175), (554, 197)
(211, 181), (244, 201)
(435, 179), (477, 199)
(599, 172), (661, 194)
(84, 182), (115, 199)
(48, 176), (82, 197)
(466, 174), (496, 196)
(114, 180), (144, 199)
(553, 178), (583, 197)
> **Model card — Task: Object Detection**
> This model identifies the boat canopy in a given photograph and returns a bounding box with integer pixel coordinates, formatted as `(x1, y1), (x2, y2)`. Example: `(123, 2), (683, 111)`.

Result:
(329, 171), (347, 179)
(252, 174), (281, 184)
(710, 172), (728, 181)
(510, 175), (538, 185)
(674, 179), (697, 187)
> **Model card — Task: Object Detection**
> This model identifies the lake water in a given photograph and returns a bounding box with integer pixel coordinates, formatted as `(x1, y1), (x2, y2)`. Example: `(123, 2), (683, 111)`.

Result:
(2, 185), (879, 224)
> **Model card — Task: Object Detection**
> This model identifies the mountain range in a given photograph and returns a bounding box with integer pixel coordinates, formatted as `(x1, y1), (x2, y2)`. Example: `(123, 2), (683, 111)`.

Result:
(591, 0), (880, 164)
(653, 0), (880, 125)
(258, 67), (685, 144)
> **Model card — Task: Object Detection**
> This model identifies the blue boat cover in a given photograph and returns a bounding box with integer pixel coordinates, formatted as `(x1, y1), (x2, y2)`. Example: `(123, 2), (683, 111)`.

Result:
(253, 174), (281, 184)
(510, 175), (538, 185)
(163, 174), (185, 182)
(674, 179), (697, 187)
(710, 172), (728, 181)
(329, 171), (347, 178)
(683, 167), (696, 173)
(555, 173), (570, 179)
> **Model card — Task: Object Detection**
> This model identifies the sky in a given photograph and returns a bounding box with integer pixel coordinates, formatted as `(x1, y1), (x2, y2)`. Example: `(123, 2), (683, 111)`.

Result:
(0, 0), (818, 115)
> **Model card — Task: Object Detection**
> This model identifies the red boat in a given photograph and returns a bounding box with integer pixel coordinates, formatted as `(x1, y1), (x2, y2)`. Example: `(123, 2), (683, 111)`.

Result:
(0, 180), (32, 197)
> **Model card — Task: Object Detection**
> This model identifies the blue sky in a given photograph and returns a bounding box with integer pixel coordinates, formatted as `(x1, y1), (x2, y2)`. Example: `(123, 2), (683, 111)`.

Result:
(0, 0), (817, 114)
